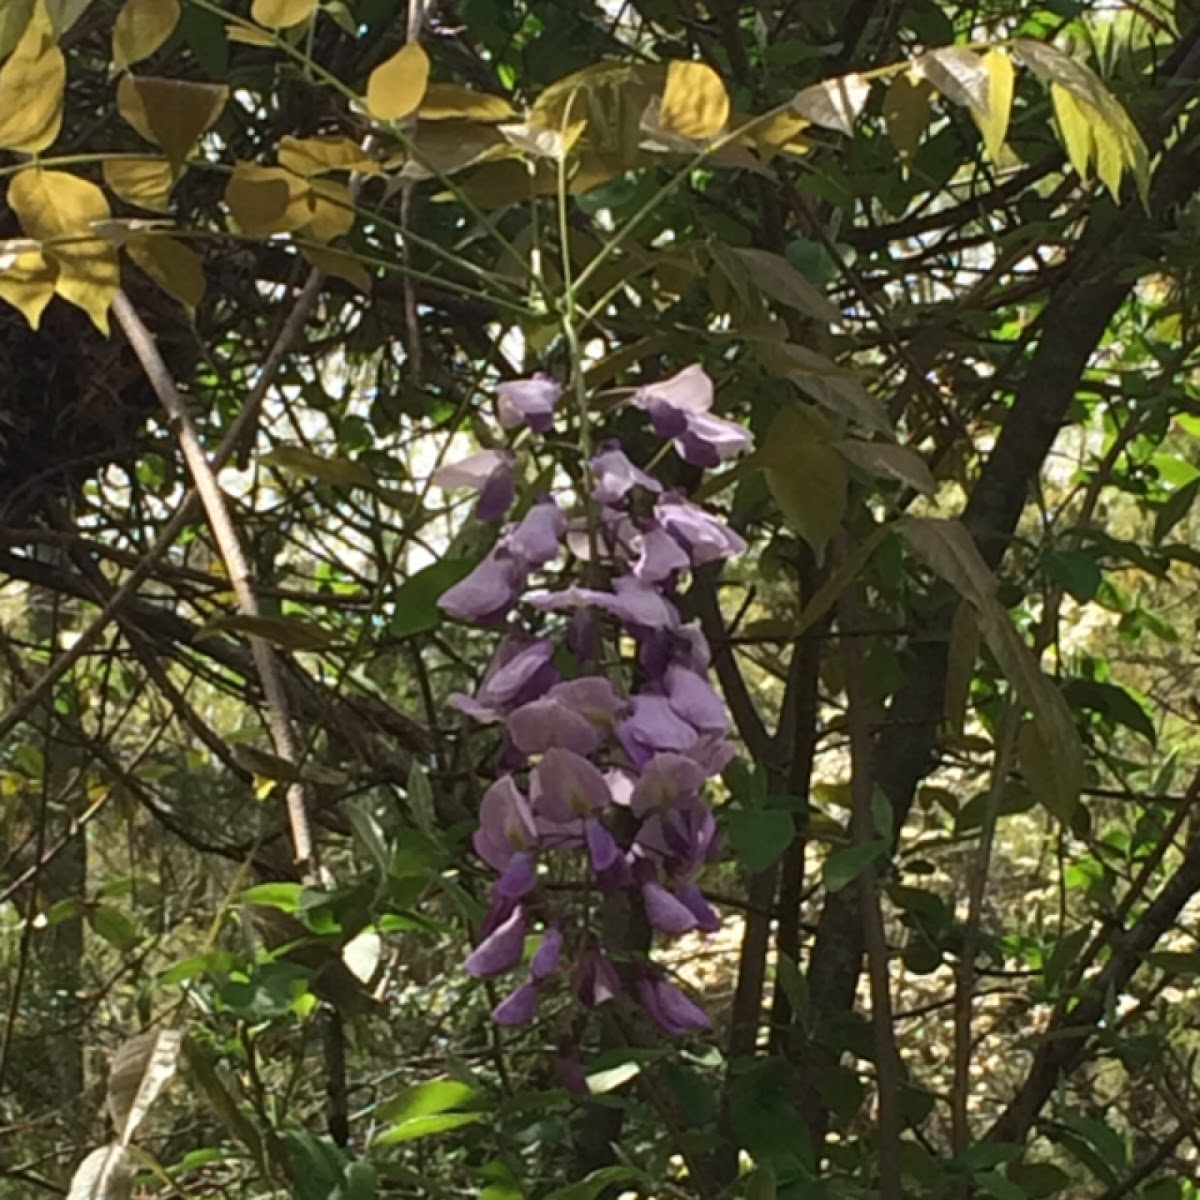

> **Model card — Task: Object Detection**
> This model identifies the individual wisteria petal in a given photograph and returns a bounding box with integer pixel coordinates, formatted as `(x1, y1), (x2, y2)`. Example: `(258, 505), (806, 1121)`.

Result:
(673, 411), (754, 467)
(666, 665), (730, 734)
(549, 677), (625, 732)
(532, 747), (612, 823)
(656, 494), (747, 566)
(438, 548), (526, 625)
(568, 608), (597, 664)
(507, 498), (566, 567)
(432, 448), (517, 522)
(639, 622), (712, 680)
(498, 374), (563, 432)
(643, 880), (699, 935)
(629, 753), (709, 816)
(531, 926), (563, 981)
(675, 881), (721, 933)
(508, 696), (601, 757)
(618, 694), (699, 768)
(430, 448), (512, 490)
(529, 575), (679, 632)
(573, 950), (621, 1007)
(634, 364), (714, 416)
(638, 804), (720, 874)
(638, 974), (710, 1036)
(450, 635), (558, 722)
(633, 524), (691, 584)
(495, 851), (537, 900)
(477, 462), (517, 520)
(591, 442), (662, 505)
(474, 777), (538, 870)
(465, 904), (527, 977)
(690, 733), (737, 776)
(585, 817), (621, 874)
(493, 981), (540, 1026)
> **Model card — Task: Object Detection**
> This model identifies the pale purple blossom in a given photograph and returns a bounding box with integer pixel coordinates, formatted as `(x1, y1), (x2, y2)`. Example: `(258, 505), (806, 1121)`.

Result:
(591, 442), (662, 505)
(508, 499), (566, 567)
(438, 548), (526, 625)
(450, 635), (557, 722)
(431, 448), (516, 521)
(493, 981), (539, 1025)
(498, 374), (562, 432)
(656, 494), (747, 565)
(465, 904), (527, 977)
(474, 777), (538, 871)
(638, 974), (710, 1036)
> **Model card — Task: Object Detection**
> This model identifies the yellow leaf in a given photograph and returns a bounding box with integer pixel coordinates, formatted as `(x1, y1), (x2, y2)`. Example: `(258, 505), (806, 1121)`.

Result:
(1051, 82), (1094, 182)
(418, 82), (513, 122)
(1019, 719), (1082, 824)
(882, 70), (930, 169)
(658, 59), (729, 140)
(8, 168), (119, 332)
(737, 110), (810, 159)
(225, 162), (311, 235)
(103, 156), (179, 212)
(277, 135), (379, 177)
(117, 74), (228, 160)
(300, 244), (372, 293)
(125, 233), (204, 314)
(1094, 118), (1123, 201)
(365, 42), (429, 122)
(0, 241), (57, 328)
(112, 0), (181, 70)
(250, 0), (316, 26)
(975, 50), (1014, 164)
(0, 22), (65, 152)
(302, 178), (354, 242)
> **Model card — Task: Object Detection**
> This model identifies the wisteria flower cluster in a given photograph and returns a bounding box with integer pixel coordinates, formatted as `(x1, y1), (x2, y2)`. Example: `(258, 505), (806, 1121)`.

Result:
(433, 364), (751, 1038)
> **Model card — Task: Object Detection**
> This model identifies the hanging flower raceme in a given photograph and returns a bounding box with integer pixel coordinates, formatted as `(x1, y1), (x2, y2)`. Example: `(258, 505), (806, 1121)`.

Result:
(436, 364), (750, 1037)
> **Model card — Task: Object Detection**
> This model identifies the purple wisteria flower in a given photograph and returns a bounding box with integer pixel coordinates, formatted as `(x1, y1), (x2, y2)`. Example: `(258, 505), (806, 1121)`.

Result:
(443, 363), (749, 1041)
(450, 634), (558, 722)
(498, 374), (563, 432)
(633, 365), (754, 467)
(431, 448), (516, 521)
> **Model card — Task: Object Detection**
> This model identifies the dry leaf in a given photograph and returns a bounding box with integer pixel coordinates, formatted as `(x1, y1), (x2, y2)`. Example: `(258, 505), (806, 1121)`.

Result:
(365, 42), (429, 122)
(117, 75), (228, 160)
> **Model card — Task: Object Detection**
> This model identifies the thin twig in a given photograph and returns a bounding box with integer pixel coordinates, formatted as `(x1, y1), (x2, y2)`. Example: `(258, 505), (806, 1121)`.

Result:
(111, 290), (320, 880)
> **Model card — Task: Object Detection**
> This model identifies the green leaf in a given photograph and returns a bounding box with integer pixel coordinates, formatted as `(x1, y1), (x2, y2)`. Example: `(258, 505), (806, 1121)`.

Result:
(1154, 476), (1200, 543)
(390, 557), (478, 639)
(902, 517), (1084, 821)
(1005, 1162), (1071, 1198)
(1062, 678), (1156, 745)
(762, 408), (847, 557)
(725, 809), (794, 873)
(726, 246), (841, 323)
(378, 1078), (477, 1124)
(838, 440), (935, 494)
(1042, 548), (1102, 602)
(543, 1167), (646, 1200)
(745, 1165), (777, 1200)
(882, 71), (931, 168)
(241, 882), (305, 912)
(373, 1112), (484, 1145)
(90, 905), (139, 950)
(262, 445), (375, 489)
(205, 613), (336, 651)
(823, 839), (888, 892)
